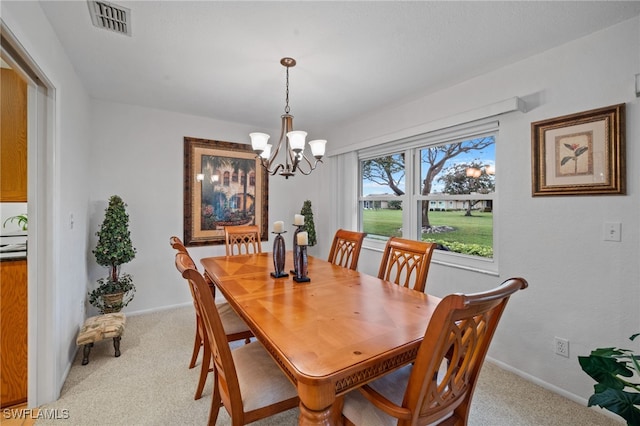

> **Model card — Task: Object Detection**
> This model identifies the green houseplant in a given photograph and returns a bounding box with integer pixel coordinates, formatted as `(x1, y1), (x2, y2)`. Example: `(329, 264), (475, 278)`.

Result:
(300, 200), (317, 246)
(3, 214), (28, 231)
(89, 195), (137, 313)
(578, 333), (640, 425)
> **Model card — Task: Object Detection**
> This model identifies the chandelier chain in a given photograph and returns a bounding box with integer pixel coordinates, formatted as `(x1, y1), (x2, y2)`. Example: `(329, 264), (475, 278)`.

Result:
(284, 66), (290, 114)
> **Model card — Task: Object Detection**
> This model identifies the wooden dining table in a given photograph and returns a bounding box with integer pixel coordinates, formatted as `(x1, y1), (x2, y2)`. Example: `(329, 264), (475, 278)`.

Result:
(200, 252), (441, 426)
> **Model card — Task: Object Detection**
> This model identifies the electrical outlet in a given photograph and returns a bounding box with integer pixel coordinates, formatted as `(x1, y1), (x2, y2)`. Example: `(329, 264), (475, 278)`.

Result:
(555, 337), (569, 357)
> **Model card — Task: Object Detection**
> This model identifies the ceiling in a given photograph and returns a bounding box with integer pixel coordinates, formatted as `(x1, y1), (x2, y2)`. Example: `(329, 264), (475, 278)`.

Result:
(39, 1), (640, 135)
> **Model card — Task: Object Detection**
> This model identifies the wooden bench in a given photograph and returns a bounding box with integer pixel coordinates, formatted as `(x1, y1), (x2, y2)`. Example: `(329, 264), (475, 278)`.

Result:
(76, 313), (126, 365)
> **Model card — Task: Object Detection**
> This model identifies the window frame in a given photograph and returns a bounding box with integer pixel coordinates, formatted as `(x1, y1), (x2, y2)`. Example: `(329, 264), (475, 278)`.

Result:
(357, 119), (499, 275)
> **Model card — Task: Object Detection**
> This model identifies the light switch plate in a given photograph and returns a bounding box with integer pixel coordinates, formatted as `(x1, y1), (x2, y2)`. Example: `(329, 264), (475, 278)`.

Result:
(604, 222), (621, 242)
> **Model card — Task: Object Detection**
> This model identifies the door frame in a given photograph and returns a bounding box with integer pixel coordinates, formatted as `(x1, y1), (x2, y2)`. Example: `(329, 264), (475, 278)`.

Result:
(1, 21), (58, 407)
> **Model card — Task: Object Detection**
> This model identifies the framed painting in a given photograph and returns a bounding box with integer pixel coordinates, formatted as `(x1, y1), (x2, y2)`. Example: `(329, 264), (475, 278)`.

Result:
(531, 103), (625, 196)
(184, 137), (268, 246)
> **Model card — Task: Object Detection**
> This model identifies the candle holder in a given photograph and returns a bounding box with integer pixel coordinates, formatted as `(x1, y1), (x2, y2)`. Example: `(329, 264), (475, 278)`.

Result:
(291, 224), (304, 275)
(271, 231), (288, 278)
(293, 244), (310, 283)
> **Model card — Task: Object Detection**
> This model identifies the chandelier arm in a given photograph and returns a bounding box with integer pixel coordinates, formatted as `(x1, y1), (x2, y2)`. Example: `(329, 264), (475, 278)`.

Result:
(288, 148), (300, 172)
(268, 164), (286, 176)
(292, 152), (310, 174)
(301, 152), (314, 168)
(283, 115), (294, 171)
(263, 114), (287, 168)
(296, 166), (313, 176)
(268, 140), (284, 166)
(256, 154), (286, 176)
(292, 153), (323, 175)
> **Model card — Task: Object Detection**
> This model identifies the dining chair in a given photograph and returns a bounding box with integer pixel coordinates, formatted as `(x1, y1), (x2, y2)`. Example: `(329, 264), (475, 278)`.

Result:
(327, 229), (367, 271)
(176, 255), (299, 425)
(224, 225), (262, 256)
(170, 236), (253, 400)
(377, 237), (436, 293)
(342, 277), (529, 426)
(170, 235), (188, 254)
(171, 235), (223, 297)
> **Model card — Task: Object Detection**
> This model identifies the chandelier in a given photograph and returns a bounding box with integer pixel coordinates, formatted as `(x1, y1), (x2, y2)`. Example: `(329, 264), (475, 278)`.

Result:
(250, 57), (326, 179)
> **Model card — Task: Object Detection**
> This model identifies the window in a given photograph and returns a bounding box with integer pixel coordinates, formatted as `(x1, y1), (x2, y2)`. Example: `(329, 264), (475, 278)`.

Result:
(361, 152), (405, 238)
(417, 136), (495, 258)
(359, 124), (497, 268)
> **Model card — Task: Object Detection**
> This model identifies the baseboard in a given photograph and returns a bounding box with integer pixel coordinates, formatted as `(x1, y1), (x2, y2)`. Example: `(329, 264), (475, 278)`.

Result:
(485, 357), (621, 422)
(124, 301), (192, 317)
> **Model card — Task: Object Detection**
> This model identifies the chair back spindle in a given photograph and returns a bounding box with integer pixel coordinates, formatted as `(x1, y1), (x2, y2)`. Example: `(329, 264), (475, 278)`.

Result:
(328, 229), (366, 271)
(224, 225), (262, 256)
(378, 237), (436, 292)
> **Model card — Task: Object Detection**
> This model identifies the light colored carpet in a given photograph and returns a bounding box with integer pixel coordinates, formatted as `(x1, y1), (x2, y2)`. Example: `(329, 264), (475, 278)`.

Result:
(36, 306), (620, 425)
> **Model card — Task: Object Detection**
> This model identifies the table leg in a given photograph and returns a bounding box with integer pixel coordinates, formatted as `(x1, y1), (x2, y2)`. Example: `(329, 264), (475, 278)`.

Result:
(297, 383), (344, 426)
(298, 403), (334, 425)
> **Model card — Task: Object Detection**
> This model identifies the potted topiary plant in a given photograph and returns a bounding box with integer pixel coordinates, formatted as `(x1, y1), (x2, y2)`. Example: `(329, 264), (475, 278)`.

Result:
(89, 195), (137, 314)
(578, 333), (640, 425)
(300, 200), (317, 246)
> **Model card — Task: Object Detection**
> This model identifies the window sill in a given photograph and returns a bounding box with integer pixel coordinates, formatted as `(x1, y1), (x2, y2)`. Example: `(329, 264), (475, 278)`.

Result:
(362, 238), (498, 276)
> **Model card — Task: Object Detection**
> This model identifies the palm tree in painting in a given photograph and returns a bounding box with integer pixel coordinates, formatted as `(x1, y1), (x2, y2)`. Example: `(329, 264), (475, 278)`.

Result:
(231, 158), (255, 219)
(201, 155), (230, 229)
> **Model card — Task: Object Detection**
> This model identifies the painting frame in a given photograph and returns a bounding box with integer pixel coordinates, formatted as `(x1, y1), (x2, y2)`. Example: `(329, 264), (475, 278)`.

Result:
(531, 103), (625, 196)
(183, 137), (268, 246)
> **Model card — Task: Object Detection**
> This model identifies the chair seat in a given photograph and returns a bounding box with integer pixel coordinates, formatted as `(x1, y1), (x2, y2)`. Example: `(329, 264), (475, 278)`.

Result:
(343, 363), (452, 426)
(343, 365), (411, 426)
(233, 341), (298, 412)
(217, 302), (251, 336)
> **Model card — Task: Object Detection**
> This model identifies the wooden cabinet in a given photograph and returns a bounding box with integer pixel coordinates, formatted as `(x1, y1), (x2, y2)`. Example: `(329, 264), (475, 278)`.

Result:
(1, 68), (28, 202)
(0, 259), (28, 408)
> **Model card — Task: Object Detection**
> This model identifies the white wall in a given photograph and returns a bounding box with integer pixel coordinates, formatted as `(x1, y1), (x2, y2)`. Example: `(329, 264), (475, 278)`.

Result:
(2, 1), (92, 406)
(317, 17), (640, 404)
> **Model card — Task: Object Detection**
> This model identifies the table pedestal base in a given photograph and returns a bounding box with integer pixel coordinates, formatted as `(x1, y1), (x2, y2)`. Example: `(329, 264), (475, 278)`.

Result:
(298, 401), (339, 426)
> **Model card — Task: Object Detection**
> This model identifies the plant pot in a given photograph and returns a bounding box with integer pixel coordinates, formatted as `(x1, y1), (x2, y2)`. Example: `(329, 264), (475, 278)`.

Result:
(102, 292), (124, 313)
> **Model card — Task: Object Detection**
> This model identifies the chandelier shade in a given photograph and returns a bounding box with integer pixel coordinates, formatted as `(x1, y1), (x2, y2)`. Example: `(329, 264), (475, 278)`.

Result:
(250, 58), (326, 179)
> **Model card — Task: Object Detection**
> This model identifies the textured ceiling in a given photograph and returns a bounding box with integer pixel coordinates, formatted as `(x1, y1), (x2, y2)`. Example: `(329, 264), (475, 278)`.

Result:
(39, 1), (640, 135)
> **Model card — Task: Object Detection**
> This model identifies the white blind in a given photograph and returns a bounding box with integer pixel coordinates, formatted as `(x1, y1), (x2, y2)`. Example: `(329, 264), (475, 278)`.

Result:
(327, 96), (524, 157)
(358, 118), (499, 160)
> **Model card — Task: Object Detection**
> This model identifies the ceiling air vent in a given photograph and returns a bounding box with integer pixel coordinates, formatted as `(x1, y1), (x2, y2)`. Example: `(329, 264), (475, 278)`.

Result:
(87, 1), (131, 36)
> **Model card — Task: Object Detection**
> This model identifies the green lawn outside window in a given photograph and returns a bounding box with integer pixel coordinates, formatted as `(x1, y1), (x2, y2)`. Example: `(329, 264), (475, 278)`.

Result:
(363, 209), (493, 258)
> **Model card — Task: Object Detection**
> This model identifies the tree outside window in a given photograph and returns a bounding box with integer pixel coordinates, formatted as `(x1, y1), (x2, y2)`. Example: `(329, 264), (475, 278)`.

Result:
(360, 135), (495, 259)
